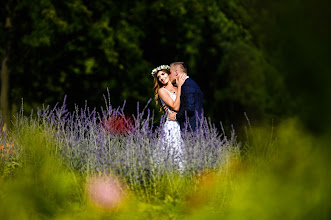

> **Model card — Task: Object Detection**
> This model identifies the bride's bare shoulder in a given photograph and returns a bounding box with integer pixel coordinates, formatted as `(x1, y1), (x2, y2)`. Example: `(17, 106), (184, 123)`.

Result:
(159, 87), (171, 93)
(158, 87), (168, 95)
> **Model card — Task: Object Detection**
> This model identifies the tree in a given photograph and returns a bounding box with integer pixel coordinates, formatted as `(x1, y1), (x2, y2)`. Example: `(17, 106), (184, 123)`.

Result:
(1, 0), (15, 128)
(1, 0), (152, 119)
(1, 0), (297, 133)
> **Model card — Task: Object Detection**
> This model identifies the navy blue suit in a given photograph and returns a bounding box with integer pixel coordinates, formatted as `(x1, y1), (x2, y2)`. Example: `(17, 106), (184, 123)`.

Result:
(176, 77), (204, 131)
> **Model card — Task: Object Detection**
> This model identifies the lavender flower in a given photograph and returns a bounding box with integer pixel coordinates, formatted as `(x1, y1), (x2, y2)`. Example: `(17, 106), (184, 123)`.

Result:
(11, 92), (238, 199)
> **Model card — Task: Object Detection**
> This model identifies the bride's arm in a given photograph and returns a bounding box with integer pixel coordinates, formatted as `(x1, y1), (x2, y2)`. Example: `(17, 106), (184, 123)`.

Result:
(158, 76), (186, 111)
(158, 75), (186, 111)
(158, 88), (180, 111)
(172, 85), (181, 111)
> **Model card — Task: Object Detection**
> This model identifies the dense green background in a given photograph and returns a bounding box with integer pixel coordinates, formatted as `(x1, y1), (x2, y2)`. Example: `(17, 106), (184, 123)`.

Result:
(1, 0), (330, 135)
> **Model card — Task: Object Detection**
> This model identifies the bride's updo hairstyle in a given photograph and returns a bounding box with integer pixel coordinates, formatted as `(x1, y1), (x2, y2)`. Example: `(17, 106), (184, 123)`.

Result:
(152, 68), (171, 112)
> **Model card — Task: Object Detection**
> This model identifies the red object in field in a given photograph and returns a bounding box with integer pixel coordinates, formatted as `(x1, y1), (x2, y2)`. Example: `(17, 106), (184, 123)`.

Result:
(103, 113), (134, 135)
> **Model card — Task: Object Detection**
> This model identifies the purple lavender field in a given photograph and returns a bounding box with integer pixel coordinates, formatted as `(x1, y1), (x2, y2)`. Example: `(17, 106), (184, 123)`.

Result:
(32, 94), (236, 179)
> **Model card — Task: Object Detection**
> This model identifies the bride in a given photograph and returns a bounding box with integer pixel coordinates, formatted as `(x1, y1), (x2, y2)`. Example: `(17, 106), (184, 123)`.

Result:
(152, 65), (186, 171)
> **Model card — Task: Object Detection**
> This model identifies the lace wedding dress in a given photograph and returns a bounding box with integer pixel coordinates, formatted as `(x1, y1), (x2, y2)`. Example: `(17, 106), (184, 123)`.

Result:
(159, 88), (183, 171)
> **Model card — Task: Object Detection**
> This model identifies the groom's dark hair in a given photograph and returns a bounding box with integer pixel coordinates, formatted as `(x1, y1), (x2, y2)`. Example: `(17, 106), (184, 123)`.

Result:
(170, 62), (187, 73)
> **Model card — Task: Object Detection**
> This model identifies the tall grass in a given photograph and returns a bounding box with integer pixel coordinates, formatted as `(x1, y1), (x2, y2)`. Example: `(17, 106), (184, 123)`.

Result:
(20, 95), (236, 202)
(0, 116), (83, 219)
(0, 94), (238, 218)
(0, 95), (329, 219)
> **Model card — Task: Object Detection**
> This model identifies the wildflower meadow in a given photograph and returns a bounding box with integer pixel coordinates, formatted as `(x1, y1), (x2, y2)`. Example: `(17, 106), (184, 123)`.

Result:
(0, 93), (330, 219)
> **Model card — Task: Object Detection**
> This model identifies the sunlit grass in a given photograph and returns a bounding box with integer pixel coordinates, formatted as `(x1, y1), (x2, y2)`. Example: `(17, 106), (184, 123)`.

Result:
(186, 118), (330, 220)
(0, 121), (83, 219)
(0, 100), (330, 219)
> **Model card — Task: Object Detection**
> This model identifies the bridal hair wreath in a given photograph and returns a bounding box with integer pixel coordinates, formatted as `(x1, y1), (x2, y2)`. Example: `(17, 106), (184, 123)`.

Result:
(151, 65), (170, 77)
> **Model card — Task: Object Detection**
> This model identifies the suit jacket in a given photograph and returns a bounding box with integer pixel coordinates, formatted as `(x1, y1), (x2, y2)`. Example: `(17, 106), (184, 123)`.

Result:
(176, 77), (204, 131)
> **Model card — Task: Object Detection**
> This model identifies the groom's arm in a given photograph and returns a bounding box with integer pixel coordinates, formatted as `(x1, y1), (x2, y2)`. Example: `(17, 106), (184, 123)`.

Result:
(176, 85), (195, 123)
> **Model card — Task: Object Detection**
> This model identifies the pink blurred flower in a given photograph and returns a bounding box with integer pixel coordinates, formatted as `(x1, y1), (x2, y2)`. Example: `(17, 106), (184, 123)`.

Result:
(86, 175), (125, 210)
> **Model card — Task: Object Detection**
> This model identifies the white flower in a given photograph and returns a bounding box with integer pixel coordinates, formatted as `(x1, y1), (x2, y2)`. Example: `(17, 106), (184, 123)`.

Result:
(151, 65), (170, 77)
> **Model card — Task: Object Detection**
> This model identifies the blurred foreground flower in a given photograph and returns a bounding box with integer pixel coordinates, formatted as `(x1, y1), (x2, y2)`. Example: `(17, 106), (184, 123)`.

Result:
(0, 144), (14, 157)
(86, 175), (126, 210)
(185, 170), (218, 210)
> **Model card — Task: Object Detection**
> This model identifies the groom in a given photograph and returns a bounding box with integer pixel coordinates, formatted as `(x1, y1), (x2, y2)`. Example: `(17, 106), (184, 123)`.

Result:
(167, 62), (204, 131)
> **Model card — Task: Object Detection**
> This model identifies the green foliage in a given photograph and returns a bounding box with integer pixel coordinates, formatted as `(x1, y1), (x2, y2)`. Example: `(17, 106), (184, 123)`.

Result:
(2, 0), (330, 135)
(0, 119), (83, 219)
(1, 0), (296, 130)
(222, 119), (330, 219)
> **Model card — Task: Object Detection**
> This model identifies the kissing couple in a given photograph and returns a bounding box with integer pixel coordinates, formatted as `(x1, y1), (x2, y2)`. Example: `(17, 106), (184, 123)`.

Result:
(151, 62), (204, 170)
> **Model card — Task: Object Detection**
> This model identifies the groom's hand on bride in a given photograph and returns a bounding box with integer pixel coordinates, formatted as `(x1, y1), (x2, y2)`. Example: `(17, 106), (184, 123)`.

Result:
(168, 111), (177, 121)
(162, 104), (170, 112)
(176, 73), (187, 87)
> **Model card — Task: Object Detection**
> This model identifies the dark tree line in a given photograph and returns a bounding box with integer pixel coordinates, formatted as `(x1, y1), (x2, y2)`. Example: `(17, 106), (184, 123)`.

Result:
(1, 0), (330, 135)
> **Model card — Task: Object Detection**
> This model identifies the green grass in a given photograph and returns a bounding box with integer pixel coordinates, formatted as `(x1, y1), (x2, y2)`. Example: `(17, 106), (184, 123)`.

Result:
(0, 117), (330, 219)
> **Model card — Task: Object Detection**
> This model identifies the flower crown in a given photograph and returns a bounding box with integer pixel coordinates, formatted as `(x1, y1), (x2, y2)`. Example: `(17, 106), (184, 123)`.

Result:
(151, 65), (170, 77)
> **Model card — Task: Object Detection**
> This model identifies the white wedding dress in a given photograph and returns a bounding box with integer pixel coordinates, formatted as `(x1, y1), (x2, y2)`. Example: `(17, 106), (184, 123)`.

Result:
(159, 88), (183, 171)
